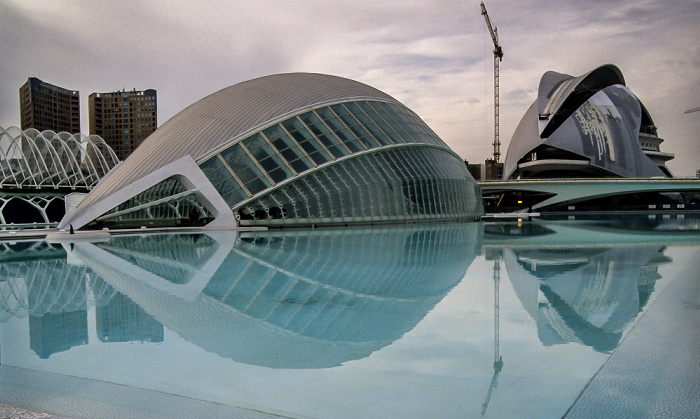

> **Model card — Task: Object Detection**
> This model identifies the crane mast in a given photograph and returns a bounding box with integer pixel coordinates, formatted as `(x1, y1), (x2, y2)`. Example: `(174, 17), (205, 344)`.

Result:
(480, 2), (503, 164)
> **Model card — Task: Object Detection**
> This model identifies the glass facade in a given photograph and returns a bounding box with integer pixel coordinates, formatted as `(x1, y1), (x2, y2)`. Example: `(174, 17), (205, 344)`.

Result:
(237, 147), (480, 225)
(197, 100), (481, 226)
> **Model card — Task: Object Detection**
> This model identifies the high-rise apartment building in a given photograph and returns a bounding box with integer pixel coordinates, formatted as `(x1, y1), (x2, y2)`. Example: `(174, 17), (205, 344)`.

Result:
(19, 77), (81, 133)
(89, 89), (157, 160)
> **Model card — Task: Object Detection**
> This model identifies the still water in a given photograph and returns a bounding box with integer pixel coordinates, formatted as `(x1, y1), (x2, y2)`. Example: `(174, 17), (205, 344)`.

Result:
(0, 214), (698, 418)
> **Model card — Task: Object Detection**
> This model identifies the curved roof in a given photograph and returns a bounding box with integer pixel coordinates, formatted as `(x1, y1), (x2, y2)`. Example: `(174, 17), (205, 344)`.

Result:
(538, 64), (625, 137)
(79, 73), (397, 209)
(504, 64), (665, 180)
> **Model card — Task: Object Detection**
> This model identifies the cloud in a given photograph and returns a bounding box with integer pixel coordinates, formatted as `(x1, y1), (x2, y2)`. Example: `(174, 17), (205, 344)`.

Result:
(1, 0), (698, 175)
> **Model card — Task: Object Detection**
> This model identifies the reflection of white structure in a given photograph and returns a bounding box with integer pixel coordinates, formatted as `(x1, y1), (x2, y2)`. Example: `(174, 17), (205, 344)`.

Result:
(0, 241), (116, 323)
(499, 222), (672, 353)
(59, 73), (483, 232)
(69, 223), (480, 368)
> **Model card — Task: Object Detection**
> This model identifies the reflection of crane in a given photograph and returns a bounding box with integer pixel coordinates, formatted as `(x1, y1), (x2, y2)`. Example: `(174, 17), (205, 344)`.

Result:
(684, 107), (700, 114)
(481, 252), (503, 416)
(481, 2), (504, 164)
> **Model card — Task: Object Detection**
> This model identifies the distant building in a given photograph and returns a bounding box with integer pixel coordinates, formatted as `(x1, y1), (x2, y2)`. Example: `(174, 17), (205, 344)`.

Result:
(89, 89), (157, 160)
(19, 77), (80, 134)
(484, 159), (503, 180)
(464, 160), (482, 180)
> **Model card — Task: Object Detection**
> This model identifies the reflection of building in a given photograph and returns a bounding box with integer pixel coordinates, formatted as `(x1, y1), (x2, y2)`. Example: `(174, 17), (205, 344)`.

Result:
(72, 223), (481, 368)
(59, 73), (483, 232)
(89, 89), (157, 160)
(29, 310), (88, 359)
(493, 216), (676, 353)
(0, 242), (164, 355)
(504, 64), (673, 180)
(28, 275), (88, 359)
(507, 246), (667, 352)
(96, 292), (163, 344)
(19, 77), (80, 134)
(0, 243), (101, 321)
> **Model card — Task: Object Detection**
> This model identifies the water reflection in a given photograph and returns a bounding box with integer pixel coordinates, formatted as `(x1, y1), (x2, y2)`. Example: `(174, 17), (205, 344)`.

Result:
(483, 214), (700, 353)
(0, 215), (697, 416)
(0, 215), (697, 364)
(47, 223), (480, 368)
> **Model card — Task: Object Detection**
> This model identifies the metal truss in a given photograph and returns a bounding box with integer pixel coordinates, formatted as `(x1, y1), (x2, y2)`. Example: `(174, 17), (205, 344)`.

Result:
(0, 126), (119, 189)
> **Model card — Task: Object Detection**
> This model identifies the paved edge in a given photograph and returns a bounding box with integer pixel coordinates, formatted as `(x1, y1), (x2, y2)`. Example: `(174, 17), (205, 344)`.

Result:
(565, 248), (700, 418)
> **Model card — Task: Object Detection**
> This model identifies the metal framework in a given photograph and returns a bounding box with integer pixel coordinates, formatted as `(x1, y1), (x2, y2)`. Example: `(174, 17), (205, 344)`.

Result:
(481, 2), (504, 164)
(0, 126), (119, 189)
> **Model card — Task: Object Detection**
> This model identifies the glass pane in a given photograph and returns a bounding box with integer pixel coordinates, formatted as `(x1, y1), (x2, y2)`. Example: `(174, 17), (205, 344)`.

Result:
(281, 117), (304, 133)
(316, 134), (349, 158)
(245, 177), (269, 196)
(199, 156), (222, 176)
(343, 102), (363, 115)
(330, 104), (349, 116)
(208, 165), (234, 186)
(242, 133), (267, 153)
(334, 128), (364, 152)
(289, 126), (313, 143)
(306, 121), (330, 136)
(257, 154), (284, 173)
(298, 111), (318, 125)
(220, 144), (248, 166)
(259, 156), (293, 182)
(268, 167), (292, 183)
(222, 187), (248, 207)
(238, 166), (268, 186)
(263, 125), (286, 141)
(227, 152), (256, 173)
(271, 135), (313, 173)
(357, 135), (380, 149)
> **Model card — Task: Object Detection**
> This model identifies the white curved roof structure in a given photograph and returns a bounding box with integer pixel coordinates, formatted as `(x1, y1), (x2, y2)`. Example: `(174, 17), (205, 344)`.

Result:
(0, 126), (119, 189)
(78, 73), (397, 209)
(503, 64), (672, 180)
(60, 73), (482, 231)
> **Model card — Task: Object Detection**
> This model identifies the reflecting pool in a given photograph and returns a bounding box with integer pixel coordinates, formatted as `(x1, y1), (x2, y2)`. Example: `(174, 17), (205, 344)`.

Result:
(1, 214), (698, 418)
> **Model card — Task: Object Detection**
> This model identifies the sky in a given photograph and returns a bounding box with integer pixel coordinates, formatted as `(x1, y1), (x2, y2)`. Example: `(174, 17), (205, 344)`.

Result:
(1, 0), (698, 176)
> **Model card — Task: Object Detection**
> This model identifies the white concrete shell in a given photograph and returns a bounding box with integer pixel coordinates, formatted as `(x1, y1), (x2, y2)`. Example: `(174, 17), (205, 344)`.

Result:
(504, 64), (673, 180)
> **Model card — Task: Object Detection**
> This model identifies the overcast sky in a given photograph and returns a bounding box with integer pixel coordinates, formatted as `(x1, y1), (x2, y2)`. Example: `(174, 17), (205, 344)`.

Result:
(1, 0), (698, 175)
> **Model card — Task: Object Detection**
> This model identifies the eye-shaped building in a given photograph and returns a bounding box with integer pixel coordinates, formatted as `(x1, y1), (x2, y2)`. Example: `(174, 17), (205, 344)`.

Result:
(59, 73), (483, 230)
(503, 64), (673, 180)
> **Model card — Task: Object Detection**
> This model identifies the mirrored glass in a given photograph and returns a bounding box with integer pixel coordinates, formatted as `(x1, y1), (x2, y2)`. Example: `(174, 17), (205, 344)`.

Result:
(271, 135), (313, 174)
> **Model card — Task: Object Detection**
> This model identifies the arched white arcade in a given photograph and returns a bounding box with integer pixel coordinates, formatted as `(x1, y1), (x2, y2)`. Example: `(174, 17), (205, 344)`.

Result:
(0, 126), (119, 189)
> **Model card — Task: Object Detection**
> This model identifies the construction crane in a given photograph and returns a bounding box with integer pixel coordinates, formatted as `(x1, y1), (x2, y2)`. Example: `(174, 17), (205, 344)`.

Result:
(480, 2), (504, 164)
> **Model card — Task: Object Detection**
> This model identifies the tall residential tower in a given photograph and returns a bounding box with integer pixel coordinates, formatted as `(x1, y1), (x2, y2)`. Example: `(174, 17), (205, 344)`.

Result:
(89, 89), (157, 160)
(19, 77), (80, 134)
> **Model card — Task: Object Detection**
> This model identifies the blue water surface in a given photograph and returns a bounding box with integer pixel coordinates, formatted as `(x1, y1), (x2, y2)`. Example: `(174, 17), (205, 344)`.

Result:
(0, 213), (698, 418)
